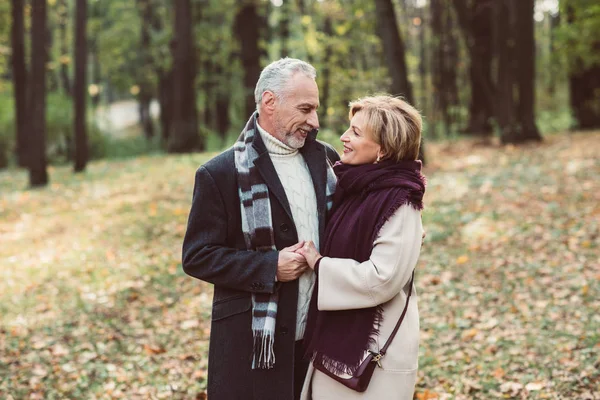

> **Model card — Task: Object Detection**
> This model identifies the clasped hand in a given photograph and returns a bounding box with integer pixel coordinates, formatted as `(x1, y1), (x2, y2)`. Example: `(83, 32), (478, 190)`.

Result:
(276, 241), (322, 282)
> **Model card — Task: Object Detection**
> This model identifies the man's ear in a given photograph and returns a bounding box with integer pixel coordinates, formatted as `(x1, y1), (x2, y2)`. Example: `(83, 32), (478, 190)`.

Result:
(261, 91), (276, 115)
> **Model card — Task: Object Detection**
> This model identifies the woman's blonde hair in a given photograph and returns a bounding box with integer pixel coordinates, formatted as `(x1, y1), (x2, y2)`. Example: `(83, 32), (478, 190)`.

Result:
(348, 95), (422, 162)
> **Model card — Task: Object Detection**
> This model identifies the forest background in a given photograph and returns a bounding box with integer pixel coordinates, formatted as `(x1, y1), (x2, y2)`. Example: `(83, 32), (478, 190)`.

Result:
(0, 0), (598, 399)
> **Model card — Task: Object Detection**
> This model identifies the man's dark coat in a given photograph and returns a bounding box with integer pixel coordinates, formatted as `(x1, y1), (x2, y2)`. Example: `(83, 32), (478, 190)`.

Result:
(182, 127), (340, 400)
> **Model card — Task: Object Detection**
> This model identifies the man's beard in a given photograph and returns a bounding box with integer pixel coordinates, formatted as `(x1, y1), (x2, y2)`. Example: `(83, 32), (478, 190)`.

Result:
(283, 131), (306, 149)
(273, 118), (306, 149)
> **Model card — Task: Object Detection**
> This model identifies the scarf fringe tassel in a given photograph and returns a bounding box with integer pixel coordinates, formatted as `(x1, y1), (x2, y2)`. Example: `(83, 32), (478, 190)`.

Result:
(252, 331), (276, 369)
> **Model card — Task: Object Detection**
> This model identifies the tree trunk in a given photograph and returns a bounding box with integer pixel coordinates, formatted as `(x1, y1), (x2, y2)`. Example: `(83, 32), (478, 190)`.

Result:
(431, 0), (446, 135)
(515, 0), (542, 142)
(158, 70), (173, 144)
(168, 0), (201, 152)
(418, 6), (427, 127)
(373, 0), (413, 103)
(279, 0), (291, 58)
(493, 0), (518, 144)
(319, 16), (333, 128)
(74, 0), (88, 172)
(137, 0), (154, 139)
(452, 0), (494, 136)
(11, 0), (28, 168)
(444, 2), (459, 128)
(547, 12), (559, 96)
(213, 70), (230, 147)
(202, 58), (215, 130)
(59, 0), (71, 96)
(234, 1), (262, 118)
(29, 0), (49, 186)
(565, 5), (600, 130)
(138, 96), (154, 139)
(149, 6), (171, 143)
(570, 63), (600, 130)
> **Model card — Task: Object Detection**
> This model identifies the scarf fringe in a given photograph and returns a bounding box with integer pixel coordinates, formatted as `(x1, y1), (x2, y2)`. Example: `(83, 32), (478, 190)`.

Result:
(252, 331), (276, 369)
(312, 304), (385, 375)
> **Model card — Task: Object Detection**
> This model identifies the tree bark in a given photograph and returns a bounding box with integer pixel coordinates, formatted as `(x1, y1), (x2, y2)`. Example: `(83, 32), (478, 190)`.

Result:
(74, 0), (89, 172)
(419, 6), (427, 127)
(279, 0), (291, 58)
(158, 70), (173, 144)
(452, 0), (494, 136)
(493, 0), (518, 144)
(58, 0), (71, 96)
(234, 1), (262, 118)
(168, 0), (201, 152)
(515, 0), (542, 141)
(202, 58), (215, 130)
(431, 0), (446, 135)
(29, 0), (49, 186)
(373, 0), (413, 103)
(11, 0), (29, 167)
(565, 6), (600, 130)
(570, 63), (600, 130)
(137, 0), (155, 139)
(214, 65), (231, 144)
(148, 5), (171, 143)
(319, 16), (333, 128)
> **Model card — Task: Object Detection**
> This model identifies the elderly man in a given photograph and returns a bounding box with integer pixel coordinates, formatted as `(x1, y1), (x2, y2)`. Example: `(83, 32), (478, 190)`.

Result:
(182, 58), (339, 400)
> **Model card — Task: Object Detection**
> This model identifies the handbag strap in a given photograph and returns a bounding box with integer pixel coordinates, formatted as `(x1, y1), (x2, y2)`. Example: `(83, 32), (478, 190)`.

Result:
(379, 271), (415, 356)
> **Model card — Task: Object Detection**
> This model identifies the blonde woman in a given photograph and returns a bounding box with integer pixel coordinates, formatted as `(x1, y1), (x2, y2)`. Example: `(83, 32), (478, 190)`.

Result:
(298, 95), (426, 399)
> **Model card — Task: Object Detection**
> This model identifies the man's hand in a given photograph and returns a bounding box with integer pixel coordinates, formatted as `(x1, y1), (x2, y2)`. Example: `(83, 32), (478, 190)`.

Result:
(276, 242), (309, 282)
(296, 241), (321, 270)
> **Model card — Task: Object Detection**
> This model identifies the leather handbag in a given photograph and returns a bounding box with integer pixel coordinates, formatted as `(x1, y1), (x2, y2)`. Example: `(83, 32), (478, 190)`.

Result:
(313, 272), (415, 392)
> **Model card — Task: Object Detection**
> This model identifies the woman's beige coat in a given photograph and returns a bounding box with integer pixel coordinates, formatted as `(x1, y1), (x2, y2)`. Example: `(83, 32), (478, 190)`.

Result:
(301, 205), (423, 400)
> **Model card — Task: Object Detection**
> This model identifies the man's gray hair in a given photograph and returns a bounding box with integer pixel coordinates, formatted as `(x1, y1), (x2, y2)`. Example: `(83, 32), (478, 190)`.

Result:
(254, 58), (317, 111)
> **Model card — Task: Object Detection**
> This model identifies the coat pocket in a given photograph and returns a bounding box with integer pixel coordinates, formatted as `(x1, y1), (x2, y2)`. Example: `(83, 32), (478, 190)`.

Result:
(211, 295), (252, 321)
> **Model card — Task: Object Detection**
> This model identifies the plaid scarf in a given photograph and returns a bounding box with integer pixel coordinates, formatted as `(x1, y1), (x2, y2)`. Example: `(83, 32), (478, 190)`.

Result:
(234, 113), (337, 369)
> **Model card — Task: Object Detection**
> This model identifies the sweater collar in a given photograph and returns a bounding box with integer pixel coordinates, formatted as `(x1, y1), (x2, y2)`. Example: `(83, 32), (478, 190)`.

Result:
(256, 120), (298, 156)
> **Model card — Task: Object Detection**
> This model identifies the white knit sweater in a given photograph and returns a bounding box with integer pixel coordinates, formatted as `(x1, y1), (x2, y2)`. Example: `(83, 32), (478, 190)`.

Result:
(257, 123), (319, 340)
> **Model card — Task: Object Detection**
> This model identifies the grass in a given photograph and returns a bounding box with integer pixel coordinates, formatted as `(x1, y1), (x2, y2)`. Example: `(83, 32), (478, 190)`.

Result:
(1, 132), (599, 399)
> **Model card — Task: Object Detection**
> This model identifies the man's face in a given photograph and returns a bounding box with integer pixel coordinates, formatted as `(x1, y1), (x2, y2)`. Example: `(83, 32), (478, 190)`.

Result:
(271, 73), (320, 149)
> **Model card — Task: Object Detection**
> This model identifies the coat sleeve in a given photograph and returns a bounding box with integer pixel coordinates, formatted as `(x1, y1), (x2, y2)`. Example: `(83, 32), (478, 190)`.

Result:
(182, 166), (278, 294)
(316, 205), (423, 310)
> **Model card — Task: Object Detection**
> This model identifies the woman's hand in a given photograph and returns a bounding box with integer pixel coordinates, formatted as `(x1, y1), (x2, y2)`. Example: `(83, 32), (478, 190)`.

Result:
(295, 241), (322, 270)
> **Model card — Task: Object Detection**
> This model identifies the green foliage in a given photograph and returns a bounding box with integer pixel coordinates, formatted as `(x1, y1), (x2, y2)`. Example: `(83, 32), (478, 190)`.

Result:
(0, 92), (14, 167)
(556, 0), (600, 72)
(0, 1), (11, 87)
(93, 2), (142, 93)
(93, 134), (164, 160)
(537, 108), (575, 134)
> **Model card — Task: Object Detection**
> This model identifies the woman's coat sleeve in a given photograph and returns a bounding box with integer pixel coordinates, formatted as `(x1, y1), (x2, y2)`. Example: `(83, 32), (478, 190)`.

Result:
(317, 204), (423, 310)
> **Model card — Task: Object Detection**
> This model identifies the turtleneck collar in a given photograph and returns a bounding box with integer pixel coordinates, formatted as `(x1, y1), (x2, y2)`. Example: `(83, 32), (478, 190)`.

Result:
(256, 120), (298, 156)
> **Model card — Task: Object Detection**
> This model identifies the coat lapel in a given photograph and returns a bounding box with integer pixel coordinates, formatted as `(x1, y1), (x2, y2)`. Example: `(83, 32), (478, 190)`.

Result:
(252, 131), (294, 223)
(300, 138), (328, 245)
(251, 123), (329, 244)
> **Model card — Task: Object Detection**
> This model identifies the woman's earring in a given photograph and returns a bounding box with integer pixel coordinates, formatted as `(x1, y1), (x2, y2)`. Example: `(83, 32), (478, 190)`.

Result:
(375, 154), (381, 164)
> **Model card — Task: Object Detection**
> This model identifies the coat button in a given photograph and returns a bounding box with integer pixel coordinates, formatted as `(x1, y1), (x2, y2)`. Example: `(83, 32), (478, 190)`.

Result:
(280, 223), (289, 232)
(257, 282), (265, 290)
(280, 326), (289, 335)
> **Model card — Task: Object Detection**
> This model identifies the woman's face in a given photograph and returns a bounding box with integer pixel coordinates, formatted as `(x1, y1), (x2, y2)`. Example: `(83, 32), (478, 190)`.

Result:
(340, 111), (381, 165)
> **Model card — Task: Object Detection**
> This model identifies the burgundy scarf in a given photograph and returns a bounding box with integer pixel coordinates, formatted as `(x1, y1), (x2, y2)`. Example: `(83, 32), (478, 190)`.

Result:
(303, 159), (426, 374)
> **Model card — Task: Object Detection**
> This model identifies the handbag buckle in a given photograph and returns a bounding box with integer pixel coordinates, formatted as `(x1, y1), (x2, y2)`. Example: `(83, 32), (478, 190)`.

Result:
(369, 351), (383, 368)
